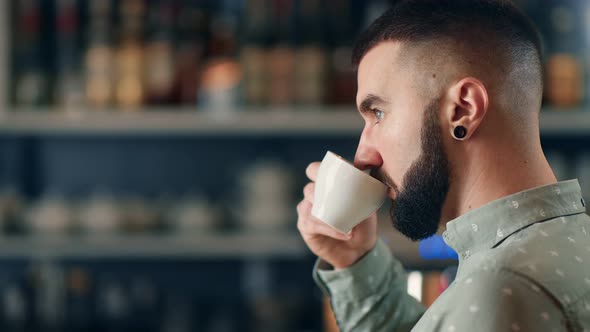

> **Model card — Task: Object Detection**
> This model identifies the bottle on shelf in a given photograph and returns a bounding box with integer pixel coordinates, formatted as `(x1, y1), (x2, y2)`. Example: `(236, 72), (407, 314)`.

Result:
(85, 0), (115, 109)
(544, 3), (584, 108)
(175, 1), (208, 105)
(115, 0), (146, 110)
(241, 0), (271, 106)
(96, 277), (131, 332)
(24, 193), (76, 236)
(144, 0), (176, 105)
(235, 161), (294, 232)
(267, 0), (296, 106)
(198, 2), (242, 114)
(0, 188), (25, 236)
(77, 191), (123, 235)
(54, 0), (84, 111)
(64, 267), (94, 331)
(32, 261), (66, 331)
(12, 0), (48, 108)
(294, 0), (327, 106)
(120, 195), (160, 234)
(545, 54), (584, 108)
(166, 194), (221, 234)
(326, 0), (357, 105)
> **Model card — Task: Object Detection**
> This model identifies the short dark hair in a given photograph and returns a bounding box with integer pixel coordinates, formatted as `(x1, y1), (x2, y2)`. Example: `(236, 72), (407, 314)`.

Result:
(352, 0), (543, 80)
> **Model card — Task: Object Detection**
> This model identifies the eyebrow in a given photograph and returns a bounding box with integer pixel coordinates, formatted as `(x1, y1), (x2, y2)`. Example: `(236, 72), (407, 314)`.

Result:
(358, 94), (388, 114)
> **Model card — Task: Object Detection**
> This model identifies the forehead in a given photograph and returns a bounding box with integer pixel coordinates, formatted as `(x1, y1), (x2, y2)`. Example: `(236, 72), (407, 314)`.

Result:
(356, 41), (407, 105)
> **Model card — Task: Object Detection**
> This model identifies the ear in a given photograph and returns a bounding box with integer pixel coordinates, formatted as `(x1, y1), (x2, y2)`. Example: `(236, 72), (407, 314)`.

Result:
(443, 77), (489, 141)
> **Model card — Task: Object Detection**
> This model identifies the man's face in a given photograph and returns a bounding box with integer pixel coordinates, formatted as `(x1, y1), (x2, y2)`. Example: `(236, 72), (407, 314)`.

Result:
(355, 42), (451, 241)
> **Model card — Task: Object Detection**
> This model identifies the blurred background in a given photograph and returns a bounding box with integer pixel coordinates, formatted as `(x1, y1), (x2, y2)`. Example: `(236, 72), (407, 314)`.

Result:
(0, 0), (587, 331)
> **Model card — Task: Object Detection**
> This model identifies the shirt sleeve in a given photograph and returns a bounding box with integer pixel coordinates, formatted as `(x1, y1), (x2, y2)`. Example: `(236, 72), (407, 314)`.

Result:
(313, 239), (426, 332)
(428, 269), (568, 332)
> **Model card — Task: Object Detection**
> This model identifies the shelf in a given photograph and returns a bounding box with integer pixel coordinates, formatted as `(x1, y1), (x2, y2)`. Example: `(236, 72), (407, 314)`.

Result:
(539, 109), (590, 136)
(0, 108), (362, 136)
(0, 108), (586, 136)
(0, 232), (459, 270)
(0, 231), (460, 268)
(0, 232), (309, 260)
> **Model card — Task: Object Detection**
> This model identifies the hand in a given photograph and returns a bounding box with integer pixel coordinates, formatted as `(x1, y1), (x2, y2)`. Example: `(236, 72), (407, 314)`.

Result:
(297, 162), (378, 269)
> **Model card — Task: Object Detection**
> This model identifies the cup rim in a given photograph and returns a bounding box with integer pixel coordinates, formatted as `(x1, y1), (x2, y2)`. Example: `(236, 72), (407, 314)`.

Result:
(325, 151), (388, 189)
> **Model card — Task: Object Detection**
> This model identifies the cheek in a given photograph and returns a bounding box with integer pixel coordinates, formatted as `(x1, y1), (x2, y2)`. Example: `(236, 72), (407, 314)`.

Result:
(377, 117), (423, 186)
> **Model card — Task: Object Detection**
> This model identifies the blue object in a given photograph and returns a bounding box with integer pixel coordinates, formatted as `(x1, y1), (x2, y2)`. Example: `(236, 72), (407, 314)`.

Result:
(419, 235), (459, 260)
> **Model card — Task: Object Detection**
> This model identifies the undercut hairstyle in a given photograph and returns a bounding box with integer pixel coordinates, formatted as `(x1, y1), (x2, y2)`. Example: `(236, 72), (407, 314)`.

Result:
(352, 0), (543, 95)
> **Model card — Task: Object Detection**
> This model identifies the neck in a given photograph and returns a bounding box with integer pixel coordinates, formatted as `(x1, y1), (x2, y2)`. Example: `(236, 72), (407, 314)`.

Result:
(441, 141), (557, 224)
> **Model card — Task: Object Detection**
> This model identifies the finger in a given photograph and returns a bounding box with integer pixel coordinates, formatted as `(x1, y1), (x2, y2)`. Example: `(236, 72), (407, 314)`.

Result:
(308, 217), (352, 241)
(296, 200), (311, 233)
(348, 213), (377, 237)
(305, 162), (321, 182)
(303, 182), (315, 202)
(296, 199), (311, 218)
(297, 201), (351, 241)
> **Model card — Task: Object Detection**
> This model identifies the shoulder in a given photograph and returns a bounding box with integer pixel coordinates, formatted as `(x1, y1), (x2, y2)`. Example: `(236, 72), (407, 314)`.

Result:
(433, 268), (566, 332)
(451, 267), (550, 304)
(491, 216), (590, 307)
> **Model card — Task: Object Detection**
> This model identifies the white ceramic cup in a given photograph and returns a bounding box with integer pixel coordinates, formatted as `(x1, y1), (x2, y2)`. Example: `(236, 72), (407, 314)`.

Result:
(312, 151), (388, 233)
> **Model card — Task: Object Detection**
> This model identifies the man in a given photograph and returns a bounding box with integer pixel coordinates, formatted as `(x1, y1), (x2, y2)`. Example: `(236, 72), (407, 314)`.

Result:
(296, 0), (590, 331)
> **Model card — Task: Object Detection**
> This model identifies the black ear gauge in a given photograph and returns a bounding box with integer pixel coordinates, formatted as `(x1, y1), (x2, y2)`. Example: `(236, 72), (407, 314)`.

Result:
(453, 126), (467, 140)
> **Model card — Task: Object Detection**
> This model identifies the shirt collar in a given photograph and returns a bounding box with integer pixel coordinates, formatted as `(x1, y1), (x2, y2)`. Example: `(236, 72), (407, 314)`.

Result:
(442, 180), (586, 258)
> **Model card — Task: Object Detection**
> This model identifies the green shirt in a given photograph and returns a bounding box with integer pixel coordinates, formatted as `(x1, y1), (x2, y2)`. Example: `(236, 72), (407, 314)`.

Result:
(314, 180), (590, 331)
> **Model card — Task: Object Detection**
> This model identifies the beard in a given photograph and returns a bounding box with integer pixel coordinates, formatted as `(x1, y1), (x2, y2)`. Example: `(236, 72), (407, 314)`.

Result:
(376, 98), (451, 241)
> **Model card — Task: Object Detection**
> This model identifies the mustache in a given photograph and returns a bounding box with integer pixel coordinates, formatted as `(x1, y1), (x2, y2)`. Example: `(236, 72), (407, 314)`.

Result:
(370, 168), (398, 193)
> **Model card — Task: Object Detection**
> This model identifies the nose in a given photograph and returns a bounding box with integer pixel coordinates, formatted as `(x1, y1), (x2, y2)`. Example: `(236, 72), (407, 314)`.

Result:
(354, 128), (383, 171)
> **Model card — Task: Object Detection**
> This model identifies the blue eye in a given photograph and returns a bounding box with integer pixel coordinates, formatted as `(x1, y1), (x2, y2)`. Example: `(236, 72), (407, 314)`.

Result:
(374, 110), (384, 122)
